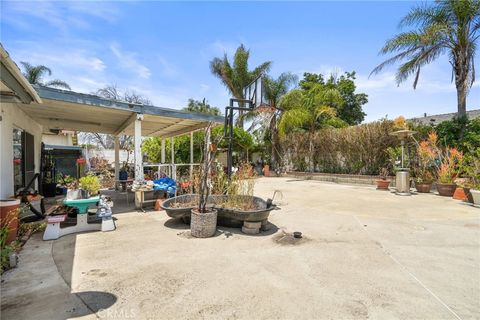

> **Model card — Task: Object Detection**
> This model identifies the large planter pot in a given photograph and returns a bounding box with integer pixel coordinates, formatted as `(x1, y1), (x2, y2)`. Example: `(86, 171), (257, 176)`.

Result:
(263, 165), (270, 177)
(452, 187), (468, 201)
(0, 199), (20, 245)
(436, 183), (457, 197)
(415, 182), (432, 193)
(376, 179), (390, 190)
(162, 194), (276, 228)
(463, 187), (474, 204)
(470, 189), (480, 206)
(190, 208), (217, 238)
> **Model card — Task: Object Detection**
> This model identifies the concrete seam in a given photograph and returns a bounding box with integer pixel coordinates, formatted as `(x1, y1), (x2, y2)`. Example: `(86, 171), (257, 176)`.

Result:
(352, 215), (463, 320)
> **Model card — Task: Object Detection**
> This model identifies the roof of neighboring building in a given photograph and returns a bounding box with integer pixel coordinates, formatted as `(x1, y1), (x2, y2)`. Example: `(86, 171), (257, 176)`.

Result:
(409, 109), (480, 125)
(0, 44), (42, 104)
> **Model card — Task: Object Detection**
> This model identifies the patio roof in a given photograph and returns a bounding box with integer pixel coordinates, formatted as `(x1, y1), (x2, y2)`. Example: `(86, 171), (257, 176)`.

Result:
(18, 85), (223, 138)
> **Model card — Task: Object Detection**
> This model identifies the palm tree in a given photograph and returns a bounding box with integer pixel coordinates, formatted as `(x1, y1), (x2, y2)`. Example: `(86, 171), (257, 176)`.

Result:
(209, 44), (271, 128)
(262, 72), (298, 170)
(278, 85), (345, 171)
(371, 0), (480, 117)
(20, 62), (71, 90)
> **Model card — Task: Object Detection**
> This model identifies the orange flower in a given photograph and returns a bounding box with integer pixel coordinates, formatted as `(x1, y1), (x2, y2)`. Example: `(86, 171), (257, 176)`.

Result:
(427, 132), (438, 145)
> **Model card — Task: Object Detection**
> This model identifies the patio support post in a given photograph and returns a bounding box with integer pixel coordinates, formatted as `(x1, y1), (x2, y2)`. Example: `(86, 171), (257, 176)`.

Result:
(171, 137), (174, 164)
(134, 114), (144, 181)
(161, 138), (165, 163)
(171, 136), (175, 179)
(190, 131), (194, 179)
(114, 136), (120, 190)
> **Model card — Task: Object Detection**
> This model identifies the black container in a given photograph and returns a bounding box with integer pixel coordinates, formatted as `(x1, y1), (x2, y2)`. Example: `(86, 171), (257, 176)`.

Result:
(42, 183), (57, 198)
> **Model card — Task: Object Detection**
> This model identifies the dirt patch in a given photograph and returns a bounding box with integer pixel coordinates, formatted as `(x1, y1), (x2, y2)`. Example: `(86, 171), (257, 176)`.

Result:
(273, 231), (311, 246)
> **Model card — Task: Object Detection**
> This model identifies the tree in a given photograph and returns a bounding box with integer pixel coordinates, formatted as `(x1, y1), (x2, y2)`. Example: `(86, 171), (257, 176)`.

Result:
(79, 84), (152, 151)
(20, 62), (71, 90)
(299, 72), (367, 125)
(261, 72), (298, 170)
(209, 44), (272, 128)
(278, 83), (346, 171)
(142, 126), (254, 165)
(183, 98), (221, 116)
(371, 0), (480, 117)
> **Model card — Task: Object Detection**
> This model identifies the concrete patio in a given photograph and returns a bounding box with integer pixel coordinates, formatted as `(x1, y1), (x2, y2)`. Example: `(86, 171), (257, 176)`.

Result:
(1, 178), (479, 319)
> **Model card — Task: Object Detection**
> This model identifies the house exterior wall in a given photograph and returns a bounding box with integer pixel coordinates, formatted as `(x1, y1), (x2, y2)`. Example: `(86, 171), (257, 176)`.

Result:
(42, 133), (73, 146)
(0, 102), (43, 198)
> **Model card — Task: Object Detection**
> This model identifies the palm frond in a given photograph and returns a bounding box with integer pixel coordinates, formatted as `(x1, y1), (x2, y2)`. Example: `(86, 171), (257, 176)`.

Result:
(45, 79), (71, 90)
(278, 108), (309, 137)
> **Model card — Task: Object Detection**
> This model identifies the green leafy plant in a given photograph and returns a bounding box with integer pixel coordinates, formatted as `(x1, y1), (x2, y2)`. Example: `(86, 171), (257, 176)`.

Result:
(378, 167), (390, 180)
(79, 174), (101, 196)
(461, 149), (480, 190)
(1, 209), (20, 273)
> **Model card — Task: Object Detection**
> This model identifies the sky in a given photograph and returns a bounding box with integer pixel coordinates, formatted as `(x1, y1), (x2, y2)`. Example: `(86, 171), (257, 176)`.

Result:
(1, 1), (478, 122)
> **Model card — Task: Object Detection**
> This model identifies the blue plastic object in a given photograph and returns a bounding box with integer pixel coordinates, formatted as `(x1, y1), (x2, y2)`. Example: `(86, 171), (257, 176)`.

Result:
(153, 177), (176, 194)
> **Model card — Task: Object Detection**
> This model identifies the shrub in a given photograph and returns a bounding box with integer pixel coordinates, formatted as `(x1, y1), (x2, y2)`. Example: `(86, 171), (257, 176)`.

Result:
(282, 120), (398, 175)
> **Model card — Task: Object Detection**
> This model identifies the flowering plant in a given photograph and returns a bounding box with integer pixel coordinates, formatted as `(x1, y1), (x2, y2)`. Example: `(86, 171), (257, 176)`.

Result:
(413, 133), (436, 184)
(414, 132), (463, 184)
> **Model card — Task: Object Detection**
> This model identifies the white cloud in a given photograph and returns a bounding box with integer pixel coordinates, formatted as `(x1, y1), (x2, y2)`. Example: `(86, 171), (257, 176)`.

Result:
(3, 1), (120, 33)
(110, 44), (151, 79)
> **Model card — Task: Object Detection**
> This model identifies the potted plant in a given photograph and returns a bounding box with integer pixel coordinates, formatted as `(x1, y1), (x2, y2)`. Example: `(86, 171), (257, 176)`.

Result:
(376, 168), (391, 190)
(79, 174), (101, 198)
(462, 149), (480, 205)
(190, 123), (217, 238)
(435, 147), (463, 197)
(413, 139), (435, 193)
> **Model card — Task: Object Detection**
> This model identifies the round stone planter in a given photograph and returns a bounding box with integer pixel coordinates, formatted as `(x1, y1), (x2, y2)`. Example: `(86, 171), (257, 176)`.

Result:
(436, 183), (457, 197)
(463, 187), (474, 204)
(376, 180), (390, 190)
(470, 189), (480, 207)
(415, 183), (432, 193)
(190, 208), (217, 238)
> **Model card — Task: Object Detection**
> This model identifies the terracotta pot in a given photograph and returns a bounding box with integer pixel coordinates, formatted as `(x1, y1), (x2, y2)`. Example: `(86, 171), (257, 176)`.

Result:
(463, 187), (474, 204)
(190, 208), (217, 238)
(415, 183), (432, 193)
(0, 199), (20, 245)
(452, 187), (468, 201)
(376, 179), (390, 190)
(436, 183), (457, 197)
(470, 189), (480, 206)
(263, 165), (270, 177)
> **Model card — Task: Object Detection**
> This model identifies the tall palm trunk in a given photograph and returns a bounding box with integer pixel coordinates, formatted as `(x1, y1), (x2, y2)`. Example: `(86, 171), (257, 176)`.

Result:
(454, 53), (468, 118)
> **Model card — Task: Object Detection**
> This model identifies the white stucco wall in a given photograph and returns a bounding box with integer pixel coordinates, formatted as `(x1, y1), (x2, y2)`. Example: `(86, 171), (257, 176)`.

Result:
(0, 102), (43, 198)
(42, 133), (72, 146)
(87, 149), (131, 165)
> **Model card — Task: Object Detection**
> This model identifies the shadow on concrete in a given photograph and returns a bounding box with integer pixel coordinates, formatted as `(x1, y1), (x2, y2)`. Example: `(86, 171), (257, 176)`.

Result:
(165, 218), (279, 238)
(51, 235), (118, 319)
(75, 291), (117, 313)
